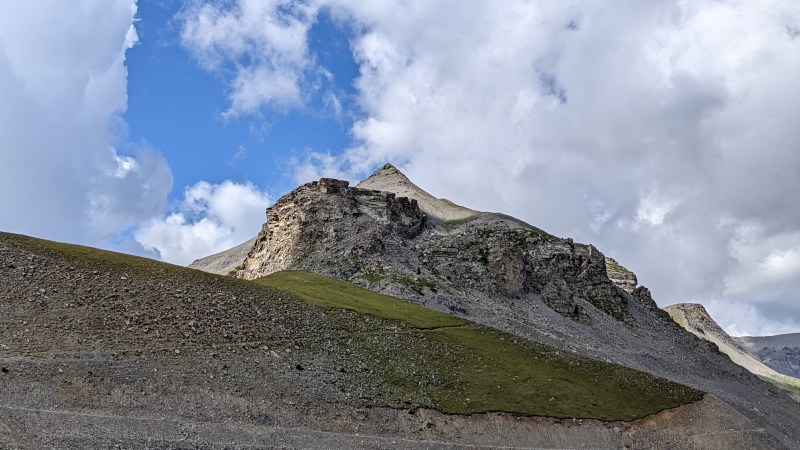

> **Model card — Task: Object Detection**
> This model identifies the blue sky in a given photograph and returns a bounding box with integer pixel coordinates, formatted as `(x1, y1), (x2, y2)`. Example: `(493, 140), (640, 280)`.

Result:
(125, 1), (358, 198)
(1, 0), (800, 336)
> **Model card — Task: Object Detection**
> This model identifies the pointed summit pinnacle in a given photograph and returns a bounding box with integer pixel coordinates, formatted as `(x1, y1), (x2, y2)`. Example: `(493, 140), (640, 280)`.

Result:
(370, 163), (410, 181)
(356, 163), (477, 222)
(357, 163), (415, 191)
(357, 163), (416, 189)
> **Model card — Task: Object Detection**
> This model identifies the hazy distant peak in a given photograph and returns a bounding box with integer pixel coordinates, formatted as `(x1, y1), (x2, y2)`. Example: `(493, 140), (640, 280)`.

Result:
(665, 303), (728, 339)
(188, 237), (256, 275)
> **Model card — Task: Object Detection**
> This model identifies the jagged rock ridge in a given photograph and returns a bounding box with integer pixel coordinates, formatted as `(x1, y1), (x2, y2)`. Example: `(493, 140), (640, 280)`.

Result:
(239, 177), (426, 279)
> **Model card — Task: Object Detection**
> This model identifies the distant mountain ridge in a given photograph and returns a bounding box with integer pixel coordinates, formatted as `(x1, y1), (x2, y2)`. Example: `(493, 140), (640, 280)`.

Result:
(664, 303), (800, 400)
(736, 333), (800, 379)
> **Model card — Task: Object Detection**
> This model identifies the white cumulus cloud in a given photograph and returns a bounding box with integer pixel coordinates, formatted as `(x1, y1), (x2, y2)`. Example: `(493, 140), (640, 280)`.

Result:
(134, 180), (270, 265)
(180, 0), (318, 118)
(0, 0), (173, 246)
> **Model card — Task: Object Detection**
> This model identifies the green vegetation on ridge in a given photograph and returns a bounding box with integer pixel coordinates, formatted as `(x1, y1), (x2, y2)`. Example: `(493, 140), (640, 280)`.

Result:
(257, 270), (705, 420)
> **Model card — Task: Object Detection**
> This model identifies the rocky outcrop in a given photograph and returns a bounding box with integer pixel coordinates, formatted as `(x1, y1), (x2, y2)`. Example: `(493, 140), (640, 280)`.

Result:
(604, 257), (637, 293)
(604, 256), (663, 312)
(237, 178), (426, 280)
(235, 172), (632, 324)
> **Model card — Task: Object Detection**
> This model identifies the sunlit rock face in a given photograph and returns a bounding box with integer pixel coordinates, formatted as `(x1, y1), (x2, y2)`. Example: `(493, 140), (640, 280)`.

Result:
(237, 177), (426, 280)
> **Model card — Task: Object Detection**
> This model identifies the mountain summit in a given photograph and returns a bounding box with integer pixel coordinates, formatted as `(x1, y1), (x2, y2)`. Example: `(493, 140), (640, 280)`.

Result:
(234, 165), (633, 325)
(356, 163), (477, 222)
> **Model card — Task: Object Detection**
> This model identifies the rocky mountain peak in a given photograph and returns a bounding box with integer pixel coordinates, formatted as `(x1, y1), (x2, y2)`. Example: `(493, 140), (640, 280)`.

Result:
(664, 302), (751, 357)
(234, 168), (639, 326)
(665, 303), (720, 334)
(368, 163), (409, 180)
(357, 163), (416, 192)
(357, 163), (477, 222)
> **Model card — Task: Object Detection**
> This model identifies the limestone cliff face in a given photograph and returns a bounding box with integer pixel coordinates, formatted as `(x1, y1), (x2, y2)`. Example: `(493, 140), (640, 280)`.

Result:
(238, 178), (426, 280)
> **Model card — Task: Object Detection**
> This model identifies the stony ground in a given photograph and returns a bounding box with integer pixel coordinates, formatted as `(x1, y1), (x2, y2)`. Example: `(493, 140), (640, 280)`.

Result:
(0, 232), (788, 449)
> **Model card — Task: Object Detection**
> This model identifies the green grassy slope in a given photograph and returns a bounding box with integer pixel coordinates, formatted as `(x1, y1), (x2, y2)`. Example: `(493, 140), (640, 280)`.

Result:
(254, 270), (466, 329)
(257, 271), (704, 420)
